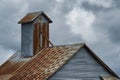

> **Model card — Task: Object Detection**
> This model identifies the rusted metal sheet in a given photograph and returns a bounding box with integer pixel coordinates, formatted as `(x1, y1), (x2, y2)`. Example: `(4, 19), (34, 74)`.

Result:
(8, 44), (82, 80)
(0, 51), (30, 79)
(18, 12), (40, 24)
(33, 23), (41, 55)
(18, 11), (52, 24)
(20, 11), (53, 57)
(33, 22), (51, 55)
(42, 23), (45, 48)
(41, 23), (51, 48)
(40, 23), (53, 47)
(0, 61), (25, 75)
(44, 23), (47, 47)
(0, 44), (119, 80)
(0, 74), (13, 80)
(47, 23), (49, 46)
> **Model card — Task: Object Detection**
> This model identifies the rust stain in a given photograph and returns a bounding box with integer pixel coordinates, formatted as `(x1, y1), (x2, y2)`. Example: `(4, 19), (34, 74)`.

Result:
(0, 44), (119, 80)
(33, 23), (41, 54)
(8, 44), (82, 80)
(46, 23), (49, 47)
(18, 12), (40, 24)
(33, 22), (52, 55)
(0, 58), (29, 76)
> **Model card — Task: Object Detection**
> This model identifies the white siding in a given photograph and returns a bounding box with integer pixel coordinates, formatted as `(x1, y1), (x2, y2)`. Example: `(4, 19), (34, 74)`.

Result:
(49, 47), (112, 80)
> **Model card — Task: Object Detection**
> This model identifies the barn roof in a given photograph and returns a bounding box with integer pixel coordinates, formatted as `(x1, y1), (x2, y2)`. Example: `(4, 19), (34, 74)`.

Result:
(18, 11), (53, 24)
(0, 43), (119, 80)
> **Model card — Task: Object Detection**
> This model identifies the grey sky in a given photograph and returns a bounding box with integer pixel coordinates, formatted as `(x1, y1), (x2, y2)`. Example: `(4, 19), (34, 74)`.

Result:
(0, 0), (120, 76)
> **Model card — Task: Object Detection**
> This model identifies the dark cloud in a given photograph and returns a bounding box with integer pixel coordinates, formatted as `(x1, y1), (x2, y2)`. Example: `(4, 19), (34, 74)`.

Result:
(0, 1), (23, 50)
(114, 0), (120, 8)
(81, 1), (114, 13)
(93, 9), (120, 44)
(0, 0), (120, 76)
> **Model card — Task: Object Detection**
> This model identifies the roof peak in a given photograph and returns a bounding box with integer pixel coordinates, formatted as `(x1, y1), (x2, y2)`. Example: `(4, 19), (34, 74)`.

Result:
(18, 11), (52, 24)
(48, 43), (85, 48)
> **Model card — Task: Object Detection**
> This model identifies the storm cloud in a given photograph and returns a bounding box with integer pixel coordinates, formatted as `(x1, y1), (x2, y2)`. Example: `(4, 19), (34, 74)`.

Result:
(0, 0), (120, 76)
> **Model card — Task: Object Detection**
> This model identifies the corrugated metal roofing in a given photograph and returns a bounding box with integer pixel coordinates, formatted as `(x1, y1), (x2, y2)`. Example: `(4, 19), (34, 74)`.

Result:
(0, 51), (30, 75)
(0, 51), (31, 80)
(0, 44), (119, 80)
(0, 44), (83, 80)
(18, 11), (52, 24)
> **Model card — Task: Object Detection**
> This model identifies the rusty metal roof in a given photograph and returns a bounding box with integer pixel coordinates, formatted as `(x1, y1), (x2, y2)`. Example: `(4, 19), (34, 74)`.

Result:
(0, 43), (119, 80)
(0, 44), (83, 80)
(0, 51), (30, 75)
(0, 51), (31, 80)
(18, 11), (52, 24)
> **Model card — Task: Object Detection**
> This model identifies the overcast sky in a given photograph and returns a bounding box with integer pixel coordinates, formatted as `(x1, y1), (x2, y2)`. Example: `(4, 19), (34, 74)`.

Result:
(0, 0), (120, 76)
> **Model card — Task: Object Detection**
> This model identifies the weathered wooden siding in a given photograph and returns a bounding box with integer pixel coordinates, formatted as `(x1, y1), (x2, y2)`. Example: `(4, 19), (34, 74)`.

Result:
(49, 47), (112, 80)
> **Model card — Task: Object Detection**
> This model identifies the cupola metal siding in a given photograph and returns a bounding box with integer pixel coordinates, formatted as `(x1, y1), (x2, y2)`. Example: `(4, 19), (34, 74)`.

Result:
(19, 11), (52, 57)
(21, 23), (34, 57)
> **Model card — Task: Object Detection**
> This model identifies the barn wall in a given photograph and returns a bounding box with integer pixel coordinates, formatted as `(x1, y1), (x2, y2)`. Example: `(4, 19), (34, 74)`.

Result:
(21, 23), (34, 57)
(49, 47), (112, 80)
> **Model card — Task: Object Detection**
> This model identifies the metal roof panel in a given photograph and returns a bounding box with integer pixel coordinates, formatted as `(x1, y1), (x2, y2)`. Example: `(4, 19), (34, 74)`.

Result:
(18, 11), (52, 24)
(0, 43), (119, 80)
(9, 44), (83, 80)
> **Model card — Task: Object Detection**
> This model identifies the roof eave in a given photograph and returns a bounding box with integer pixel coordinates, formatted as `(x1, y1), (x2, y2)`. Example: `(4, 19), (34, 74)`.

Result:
(18, 20), (33, 24)
(83, 43), (120, 79)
